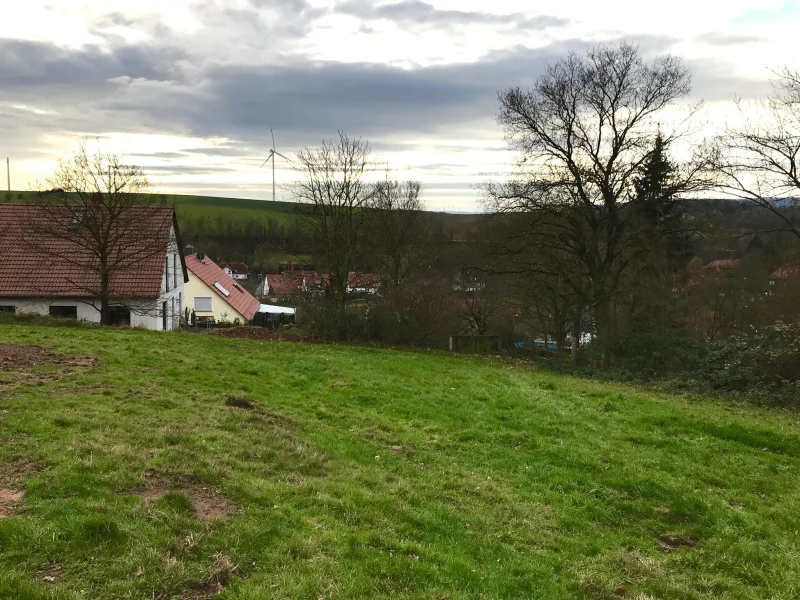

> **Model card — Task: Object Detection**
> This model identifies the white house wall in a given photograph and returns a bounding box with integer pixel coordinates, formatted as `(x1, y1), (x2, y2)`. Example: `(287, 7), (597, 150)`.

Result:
(0, 226), (186, 332)
(0, 298), (102, 322)
(156, 225), (186, 331)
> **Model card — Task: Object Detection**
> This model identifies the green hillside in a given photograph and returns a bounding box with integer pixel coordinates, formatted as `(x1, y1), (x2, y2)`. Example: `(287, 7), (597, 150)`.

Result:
(1, 322), (799, 599)
(1, 190), (479, 225)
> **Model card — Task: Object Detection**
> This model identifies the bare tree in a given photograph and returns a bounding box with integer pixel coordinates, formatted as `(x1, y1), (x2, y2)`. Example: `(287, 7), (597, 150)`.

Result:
(710, 67), (800, 243)
(366, 175), (430, 305)
(29, 145), (171, 325)
(486, 43), (707, 368)
(294, 133), (374, 312)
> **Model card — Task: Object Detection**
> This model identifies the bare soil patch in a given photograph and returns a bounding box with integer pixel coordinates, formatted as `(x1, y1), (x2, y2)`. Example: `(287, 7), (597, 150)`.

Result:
(1, 455), (41, 482)
(0, 489), (24, 519)
(658, 533), (699, 552)
(136, 471), (235, 521)
(0, 455), (42, 518)
(0, 343), (96, 386)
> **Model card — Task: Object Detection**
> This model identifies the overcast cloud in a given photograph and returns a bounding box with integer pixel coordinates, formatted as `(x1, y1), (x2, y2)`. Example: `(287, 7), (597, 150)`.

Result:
(0, 0), (796, 210)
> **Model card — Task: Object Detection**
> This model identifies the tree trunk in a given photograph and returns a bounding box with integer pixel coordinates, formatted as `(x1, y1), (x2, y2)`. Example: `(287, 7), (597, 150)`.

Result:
(594, 300), (614, 370)
(571, 308), (582, 365)
(99, 267), (112, 326)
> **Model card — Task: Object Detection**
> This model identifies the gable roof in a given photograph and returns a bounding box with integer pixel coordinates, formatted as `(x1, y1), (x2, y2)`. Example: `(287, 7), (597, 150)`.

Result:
(220, 261), (249, 275)
(0, 203), (183, 298)
(770, 264), (800, 280)
(265, 273), (306, 297)
(704, 259), (741, 271)
(348, 272), (382, 288)
(185, 253), (260, 320)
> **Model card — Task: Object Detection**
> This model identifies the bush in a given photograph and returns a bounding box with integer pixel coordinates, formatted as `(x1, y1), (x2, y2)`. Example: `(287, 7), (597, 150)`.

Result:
(575, 323), (800, 407)
(607, 328), (710, 378)
(700, 323), (800, 395)
(299, 301), (449, 347)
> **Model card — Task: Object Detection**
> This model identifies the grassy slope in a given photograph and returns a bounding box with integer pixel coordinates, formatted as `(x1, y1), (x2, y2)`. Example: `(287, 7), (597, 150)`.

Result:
(2, 191), (299, 228)
(1, 190), (478, 230)
(1, 324), (799, 599)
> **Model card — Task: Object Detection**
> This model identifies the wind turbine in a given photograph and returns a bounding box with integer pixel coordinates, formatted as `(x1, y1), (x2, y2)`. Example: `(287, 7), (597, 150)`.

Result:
(260, 126), (291, 202)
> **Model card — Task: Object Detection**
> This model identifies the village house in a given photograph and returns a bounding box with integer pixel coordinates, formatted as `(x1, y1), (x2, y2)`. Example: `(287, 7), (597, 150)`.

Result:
(769, 264), (800, 287)
(219, 261), (249, 280)
(256, 271), (380, 302)
(346, 273), (382, 296)
(184, 253), (260, 324)
(0, 204), (186, 330)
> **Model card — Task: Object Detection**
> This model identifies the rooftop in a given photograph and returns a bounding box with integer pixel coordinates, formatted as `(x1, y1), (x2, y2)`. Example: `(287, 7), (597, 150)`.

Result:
(0, 203), (180, 298)
(185, 253), (260, 320)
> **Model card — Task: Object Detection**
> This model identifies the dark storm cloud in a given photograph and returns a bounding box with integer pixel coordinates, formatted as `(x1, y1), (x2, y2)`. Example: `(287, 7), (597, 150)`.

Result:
(334, 0), (568, 30)
(0, 39), (184, 88)
(0, 32), (773, 172)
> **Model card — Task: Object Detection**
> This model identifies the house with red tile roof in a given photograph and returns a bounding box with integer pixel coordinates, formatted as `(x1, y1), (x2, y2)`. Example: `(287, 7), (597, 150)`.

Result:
(769, 264), (800, 282)
(768, 263), (800, 289)
(219, 261), (249, 280)
(0, 203), (187, 329)
(347, 272), (382, 295)
(255, 271), (382, 302)
(184, 252), (260, 323)
(705, 259), (741, 272)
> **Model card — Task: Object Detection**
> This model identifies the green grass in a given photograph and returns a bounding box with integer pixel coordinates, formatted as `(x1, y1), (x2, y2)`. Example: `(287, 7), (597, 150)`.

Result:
(1, 191), (299, 228)
(1, 323), (799, 599)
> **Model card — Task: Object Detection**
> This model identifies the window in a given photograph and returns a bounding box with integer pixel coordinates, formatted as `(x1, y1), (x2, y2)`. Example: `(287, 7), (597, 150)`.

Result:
(0, 306), (15, 314)
(173, 254), (178, 289)
(109, 307), (130, 326)
(49, 306), (77, 319)
(165, 256), (170, 292)
(214, 282), (230, 296)
(194, 297), (212, 312)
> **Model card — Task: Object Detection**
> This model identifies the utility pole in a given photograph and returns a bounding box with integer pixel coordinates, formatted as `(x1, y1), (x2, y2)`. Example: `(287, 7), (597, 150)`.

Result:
(6, 157), (9, 192)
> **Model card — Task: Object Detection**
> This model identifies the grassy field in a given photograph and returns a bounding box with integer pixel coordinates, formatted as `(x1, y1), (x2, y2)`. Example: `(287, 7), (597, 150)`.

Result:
(1, 191), (299, 228)
(1, 190), (480, 231)
(1, 323), (799, 599)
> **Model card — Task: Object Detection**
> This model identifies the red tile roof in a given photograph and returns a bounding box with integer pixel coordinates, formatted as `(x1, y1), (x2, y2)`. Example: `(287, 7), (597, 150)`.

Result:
(348, 272), (382, 288)
(185, 253), (260, 320)
(770, 264), (800, 280)
(0, 203), (182, 298)
(266, 273), (306, 297)
(704, 259), (741, 270)
(220, 262), (249, 275)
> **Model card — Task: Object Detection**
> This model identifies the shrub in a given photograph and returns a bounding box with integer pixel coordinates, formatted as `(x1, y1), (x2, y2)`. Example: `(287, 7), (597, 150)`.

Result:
(701, 323), (800, 395)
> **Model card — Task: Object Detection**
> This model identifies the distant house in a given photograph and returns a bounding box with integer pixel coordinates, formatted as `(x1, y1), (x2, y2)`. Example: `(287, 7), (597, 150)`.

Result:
(257, 272), (315, 302)
(256, 271), (382, 301)
(347, 273), (382, 295)
(769, 264), (800, 287)
(0, 203), (186, 330)
(705, 259), (741, 274)
(220, 262), (249, 280)
(184, 253), (260, 323)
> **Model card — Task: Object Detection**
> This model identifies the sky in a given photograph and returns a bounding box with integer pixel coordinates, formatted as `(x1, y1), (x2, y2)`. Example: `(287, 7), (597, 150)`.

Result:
(1, 0), (797, 211)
